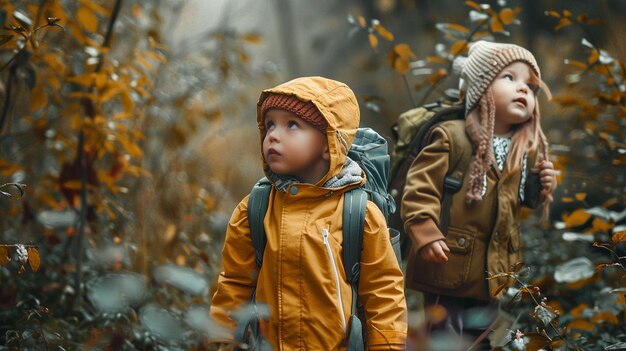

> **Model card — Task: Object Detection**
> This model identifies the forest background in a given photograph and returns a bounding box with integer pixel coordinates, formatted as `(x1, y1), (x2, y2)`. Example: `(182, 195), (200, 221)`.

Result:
(0, 0), (625, 350)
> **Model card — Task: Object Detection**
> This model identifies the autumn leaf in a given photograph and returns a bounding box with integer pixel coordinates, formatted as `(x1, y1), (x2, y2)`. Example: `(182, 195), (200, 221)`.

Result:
(555, 17), (572, 31)
(591, 218), (613, 233)
(77, 7), (98, 33)
(564, 208), (592, 228)
(490, 17), (504, 33)
(242, 33), (261, 43)
(450, 40), (468, 56)
(492, 282), (509, 296)
(465, 1), (481, 11)
(387, 44), (416, 75)
(368, 33), (379, 50)
(566, 319), (595, 331)
(425, 304), (447, 324)
(357, 15), (366, 28)
(545, 10), (561, 18)
(574, 193), (587, 201)
(373, 24), (394, 41)
(590, 312), (619, 324)
(28, 247), (40, 272)
(499, 8), (516, 25)
(427, 56), (448, 65)
(0, 246), (10, 266)
(612, 230), (626, 243)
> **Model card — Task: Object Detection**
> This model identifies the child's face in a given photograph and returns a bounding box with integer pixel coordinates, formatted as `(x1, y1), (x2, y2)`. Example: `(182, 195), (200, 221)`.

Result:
(491, 61), (538, 135)
(263, 109), (330, 184)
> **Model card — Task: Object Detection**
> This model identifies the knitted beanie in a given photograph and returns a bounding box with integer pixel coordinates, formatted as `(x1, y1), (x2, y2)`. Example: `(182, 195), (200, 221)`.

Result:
(261, 94), (327, 133)
(454, 40), (541, 114)
(453, 41), (544, 203)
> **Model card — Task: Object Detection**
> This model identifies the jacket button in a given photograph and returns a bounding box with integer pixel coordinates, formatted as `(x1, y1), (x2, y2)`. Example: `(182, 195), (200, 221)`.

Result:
(457, 238), (466, 246)
(290, 186), (298, 195)
(494, 231), (500, 239)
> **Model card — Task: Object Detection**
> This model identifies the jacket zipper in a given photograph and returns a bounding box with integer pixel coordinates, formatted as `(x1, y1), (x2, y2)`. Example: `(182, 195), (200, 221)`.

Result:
(322, 228), (347, 335)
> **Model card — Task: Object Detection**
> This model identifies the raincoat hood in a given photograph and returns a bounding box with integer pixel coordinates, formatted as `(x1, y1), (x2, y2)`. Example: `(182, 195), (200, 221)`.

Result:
(257, 76), (360, 188)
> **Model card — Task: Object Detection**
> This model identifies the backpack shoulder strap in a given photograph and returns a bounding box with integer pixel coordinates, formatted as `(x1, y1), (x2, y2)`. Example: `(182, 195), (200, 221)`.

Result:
(342, 187), (367, 310)
(438, 119), (473, 234)
(247, 177), (272, 268)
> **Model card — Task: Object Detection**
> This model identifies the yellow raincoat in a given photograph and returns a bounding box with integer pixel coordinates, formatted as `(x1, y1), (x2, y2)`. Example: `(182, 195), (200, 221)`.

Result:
(210, 77), (407, 350)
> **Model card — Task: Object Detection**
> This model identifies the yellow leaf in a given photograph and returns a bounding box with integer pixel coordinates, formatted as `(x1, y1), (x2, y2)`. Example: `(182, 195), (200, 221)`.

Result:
(144, 50), (166, 63)
(27, 247), (40, 272)
(465, 1), (481, 11)
(80, 0), (109, 16)
(427, 68), (448, 85)
(120, 90), (135, 112)
(31, 83), (48, 112)
(357, 15), (366, 27)
(555, 17), (572, 31)
(564, 208), (592, 228)
(242, 33), (261, 43)
(591, 312), (619, 324)
(176, 255), (186, 266)
(565, 59), (587, 70)
(395, 43), (416, 60)
(575, 193), (587, 201)
(444, 23), (470, 34)
(492, 282), (509, 296)
(545, 10), (561, 18)
(567, 319), (595, 331)
(0, 246), (10, 266)
(368, 33), (378, 50)
(63, 180), (83, 190)
(612, 230), (626, 243)
(570, 304), (589, 318)
(427, 56), (448, 65)
(592, 218), (613, 233)
(561, 197), (574, 203)
(132, 4), (141, 18)
(136, 55), (156, 73)
(499, 8), (516, 25)
(588, 49), (599, 65)
(77, 7), (98, 33)
(450, 40), (468, 56)
(373, 24), (394, 41)
(490, 17), (504, 33)
(563, 9), (572, 17)
(68, 73), (94, 87)
(425, 304), (447, 324)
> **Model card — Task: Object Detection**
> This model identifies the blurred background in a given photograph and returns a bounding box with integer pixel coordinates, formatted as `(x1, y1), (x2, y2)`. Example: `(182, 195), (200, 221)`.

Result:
(0, 0), (625, 350)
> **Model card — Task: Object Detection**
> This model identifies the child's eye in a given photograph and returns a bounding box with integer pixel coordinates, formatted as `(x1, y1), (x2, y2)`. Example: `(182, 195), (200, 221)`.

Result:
(502, 73), (513, 81)
(288, 121), (299, 129)
(266, 121), (275, 130)
(527, 83), (539, 93)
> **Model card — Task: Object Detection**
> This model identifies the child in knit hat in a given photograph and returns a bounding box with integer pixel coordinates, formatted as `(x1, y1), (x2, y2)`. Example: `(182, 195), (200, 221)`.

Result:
(210, 76), (407, 350)
(401, 41), (557, 348)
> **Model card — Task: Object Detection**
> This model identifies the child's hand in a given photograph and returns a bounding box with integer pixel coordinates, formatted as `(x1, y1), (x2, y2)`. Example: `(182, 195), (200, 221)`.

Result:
(537, 160), (557, 195)
(420, 240), (450, 263)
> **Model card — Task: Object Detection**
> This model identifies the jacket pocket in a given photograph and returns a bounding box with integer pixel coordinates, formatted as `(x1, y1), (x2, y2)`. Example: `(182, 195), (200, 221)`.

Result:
(411, 226), (475, 289)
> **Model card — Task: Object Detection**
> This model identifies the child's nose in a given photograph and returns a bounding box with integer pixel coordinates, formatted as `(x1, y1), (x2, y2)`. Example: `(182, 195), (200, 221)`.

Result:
(517, 83), (528, 93)
(267, 129), (280, 142)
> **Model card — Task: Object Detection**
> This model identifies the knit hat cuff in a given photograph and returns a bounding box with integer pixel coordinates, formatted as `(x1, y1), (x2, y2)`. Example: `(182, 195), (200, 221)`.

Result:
(261, 94), (327, 133)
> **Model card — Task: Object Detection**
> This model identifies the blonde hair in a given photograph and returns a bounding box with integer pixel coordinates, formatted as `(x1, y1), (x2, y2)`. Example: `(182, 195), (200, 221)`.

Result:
(464, 67), (552, 204)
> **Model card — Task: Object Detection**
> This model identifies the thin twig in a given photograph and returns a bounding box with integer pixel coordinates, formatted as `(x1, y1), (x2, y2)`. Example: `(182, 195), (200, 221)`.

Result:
(73, 0), (124, 310)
